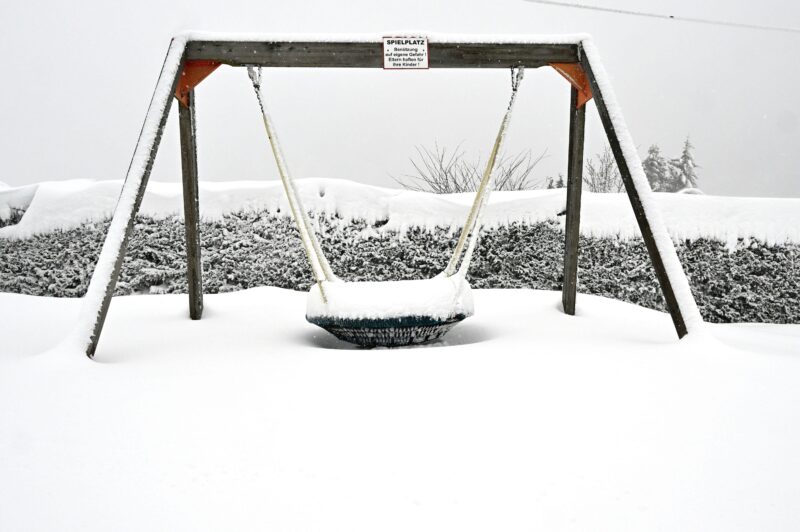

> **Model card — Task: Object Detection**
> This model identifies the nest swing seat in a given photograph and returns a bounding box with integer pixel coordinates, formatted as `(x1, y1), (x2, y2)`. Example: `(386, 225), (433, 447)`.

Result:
(247, 66), (525, 347)
(309, 314), (467, 347)
(306, 279), (472, 347)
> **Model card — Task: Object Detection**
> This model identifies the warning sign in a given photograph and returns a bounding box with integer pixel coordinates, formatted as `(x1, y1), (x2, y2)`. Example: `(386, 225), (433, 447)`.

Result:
(383, 36), (429, 69)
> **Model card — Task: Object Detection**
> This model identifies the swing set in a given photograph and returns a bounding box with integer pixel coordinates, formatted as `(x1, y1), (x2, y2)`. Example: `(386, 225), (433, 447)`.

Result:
(76, 33), (703, 358)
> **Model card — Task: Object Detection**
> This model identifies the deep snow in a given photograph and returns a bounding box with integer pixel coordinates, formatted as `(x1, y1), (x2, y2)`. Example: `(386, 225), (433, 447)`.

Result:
(2, 178), (799, 248)
(1, 29), (798, 528)
(1, 287), (799, 531)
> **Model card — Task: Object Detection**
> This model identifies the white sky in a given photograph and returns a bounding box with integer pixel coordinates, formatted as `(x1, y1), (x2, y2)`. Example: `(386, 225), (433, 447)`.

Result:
(1, 0), (799, 197)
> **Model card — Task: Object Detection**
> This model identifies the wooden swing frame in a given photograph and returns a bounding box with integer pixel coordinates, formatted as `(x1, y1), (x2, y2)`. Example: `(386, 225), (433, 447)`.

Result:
(79, 34), (699, 358)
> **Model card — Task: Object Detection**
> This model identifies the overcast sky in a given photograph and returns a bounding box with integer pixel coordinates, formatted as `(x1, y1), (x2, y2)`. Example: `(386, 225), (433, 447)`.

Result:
(1, 0), (799, 197)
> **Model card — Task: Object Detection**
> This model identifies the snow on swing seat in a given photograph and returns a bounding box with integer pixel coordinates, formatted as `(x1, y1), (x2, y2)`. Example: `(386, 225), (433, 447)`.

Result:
(306, 274), (474, 347)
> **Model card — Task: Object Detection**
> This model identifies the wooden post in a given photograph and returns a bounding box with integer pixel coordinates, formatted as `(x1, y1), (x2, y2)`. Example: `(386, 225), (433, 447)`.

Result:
(562, 86), (585, 315)
(579, 52), (689, 338)
(81, 41), (186, 358)
(179, 90), (204, 320)
(85, 94), (178, 356)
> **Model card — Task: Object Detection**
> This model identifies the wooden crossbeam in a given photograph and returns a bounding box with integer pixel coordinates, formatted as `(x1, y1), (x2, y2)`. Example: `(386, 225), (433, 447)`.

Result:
(184, 41), (580, 68)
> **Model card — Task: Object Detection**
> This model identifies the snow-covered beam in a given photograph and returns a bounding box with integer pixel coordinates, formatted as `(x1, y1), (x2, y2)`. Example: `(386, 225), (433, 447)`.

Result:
(184, 40), (580, 68)
(72, 37), (188, 358)
(579, 39), (704, 338)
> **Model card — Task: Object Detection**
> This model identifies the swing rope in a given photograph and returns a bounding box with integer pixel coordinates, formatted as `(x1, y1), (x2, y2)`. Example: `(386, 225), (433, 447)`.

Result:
(247, 67), (336, 296)
(246, 64), (525, 291)
(445, 65), (524, 277)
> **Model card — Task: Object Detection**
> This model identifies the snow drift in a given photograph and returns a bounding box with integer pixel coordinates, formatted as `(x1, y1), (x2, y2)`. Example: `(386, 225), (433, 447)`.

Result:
(1, 178), (799, 248)
(1, 287), (799, 531)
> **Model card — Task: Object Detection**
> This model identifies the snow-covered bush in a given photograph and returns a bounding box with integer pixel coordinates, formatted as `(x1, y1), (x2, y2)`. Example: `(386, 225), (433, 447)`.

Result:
(0, 208), (25, 228)
(0, 211), (797, 324)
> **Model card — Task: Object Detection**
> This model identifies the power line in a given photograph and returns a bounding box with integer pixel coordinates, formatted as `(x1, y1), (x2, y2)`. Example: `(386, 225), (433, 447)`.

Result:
(524, 0), (800, 34)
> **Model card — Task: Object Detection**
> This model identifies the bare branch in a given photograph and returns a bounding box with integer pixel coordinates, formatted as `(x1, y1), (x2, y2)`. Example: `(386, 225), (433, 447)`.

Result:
(583, 147), (623, 193)
(391, 144), (548, 194)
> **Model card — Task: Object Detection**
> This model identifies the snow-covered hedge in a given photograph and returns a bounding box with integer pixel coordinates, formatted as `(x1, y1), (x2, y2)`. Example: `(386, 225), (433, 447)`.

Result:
(0, 208), (25, 229)
(0, 211), (797, 324)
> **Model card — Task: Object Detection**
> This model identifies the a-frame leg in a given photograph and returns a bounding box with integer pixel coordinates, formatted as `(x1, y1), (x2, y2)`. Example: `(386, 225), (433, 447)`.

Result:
(562, 85), (586, 315)
(179, 89), (204, 320)
(75, 40), (187, 358)
(579, 44), (702, 338)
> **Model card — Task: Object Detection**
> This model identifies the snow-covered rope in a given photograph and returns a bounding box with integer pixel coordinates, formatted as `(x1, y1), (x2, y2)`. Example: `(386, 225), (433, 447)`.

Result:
(446, 66), (525, 277)
(248, 63), (524, 288)
(247, 67), (336, 293)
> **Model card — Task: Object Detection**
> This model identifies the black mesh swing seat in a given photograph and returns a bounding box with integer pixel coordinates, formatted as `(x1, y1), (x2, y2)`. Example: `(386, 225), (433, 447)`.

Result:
(247, 66), (525, 347)
(308, 313), (468, 347)
(304, 275), (474, 347)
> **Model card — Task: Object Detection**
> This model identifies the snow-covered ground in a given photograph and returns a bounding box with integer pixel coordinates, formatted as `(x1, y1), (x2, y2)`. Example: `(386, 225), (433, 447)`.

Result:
(1, 287), (799, 531)
(2, 179), (800, 247)
(2, 28), (798, 529)
(2, 176), (798, 528)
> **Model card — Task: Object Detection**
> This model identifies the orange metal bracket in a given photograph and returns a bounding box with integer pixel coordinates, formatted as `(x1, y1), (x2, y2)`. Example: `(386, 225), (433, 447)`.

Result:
(175, 60), (221, 107)
(550, 63), (592, 108)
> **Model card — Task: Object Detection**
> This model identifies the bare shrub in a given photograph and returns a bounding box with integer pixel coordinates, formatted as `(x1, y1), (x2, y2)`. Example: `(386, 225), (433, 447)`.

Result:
(584, 147), (624, 193)
(392, 143), (547, 193)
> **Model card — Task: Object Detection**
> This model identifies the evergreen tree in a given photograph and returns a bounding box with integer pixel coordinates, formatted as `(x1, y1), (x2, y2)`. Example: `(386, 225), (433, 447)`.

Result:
(545, 175), (565, 189)
(669, 137), (699, 191)
(642, 144), (670, 192)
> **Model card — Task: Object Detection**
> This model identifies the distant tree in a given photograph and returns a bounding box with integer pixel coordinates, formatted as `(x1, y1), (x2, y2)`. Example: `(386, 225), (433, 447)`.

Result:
(392, 143), (547, 193)
(642, 144), (671, 192)
(583, 147), (624, 193)
(669, 136), (700, 191)
(545, 174), (565, 189)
